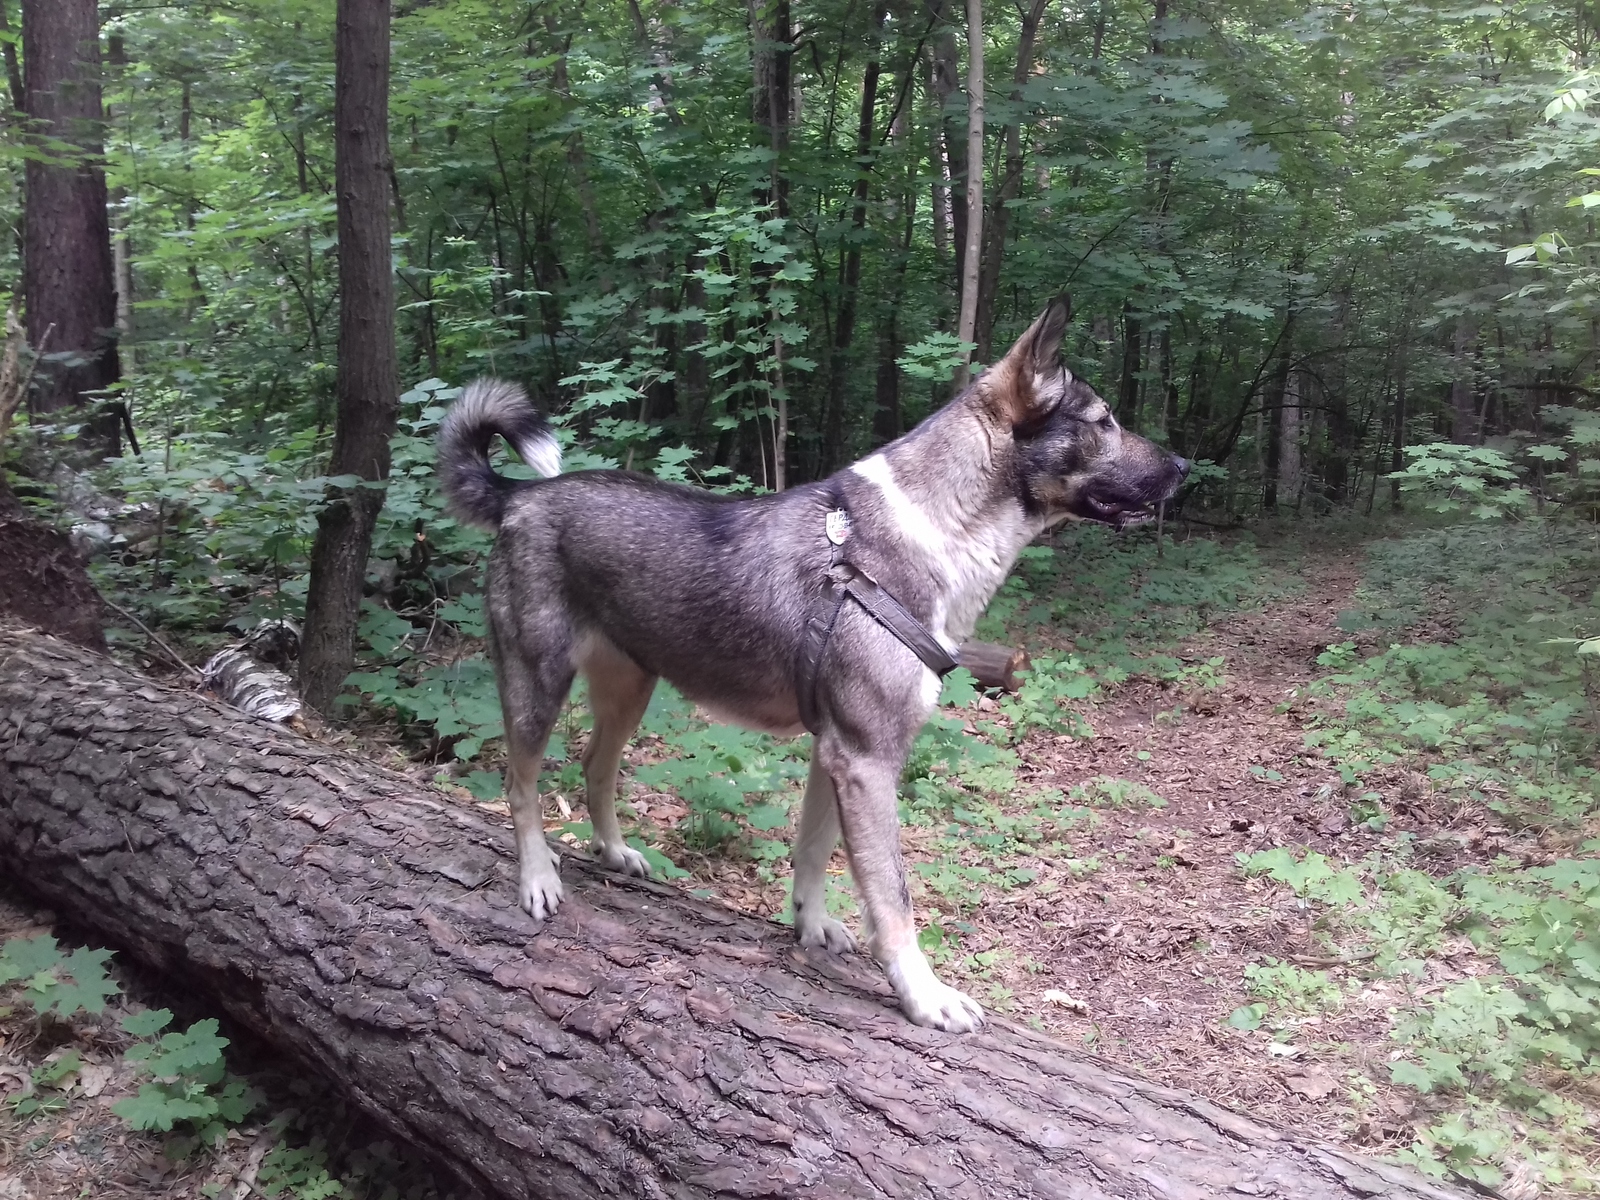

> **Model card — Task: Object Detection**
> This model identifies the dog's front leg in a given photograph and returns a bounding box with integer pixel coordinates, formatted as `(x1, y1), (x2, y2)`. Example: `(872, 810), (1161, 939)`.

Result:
(790, 757), (858, 953)
(819, 741), (984, 1032)
(506, 744), (564, 921)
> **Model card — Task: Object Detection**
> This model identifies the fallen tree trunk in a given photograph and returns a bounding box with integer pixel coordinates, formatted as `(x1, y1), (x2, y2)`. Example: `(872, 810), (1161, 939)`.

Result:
(0, 624), (1462, 1200)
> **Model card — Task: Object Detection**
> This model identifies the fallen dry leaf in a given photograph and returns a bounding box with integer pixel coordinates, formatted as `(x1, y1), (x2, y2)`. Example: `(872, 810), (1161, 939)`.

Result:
(77, 1062), (114, 1099)
(1282, 1068), (1338, 1100)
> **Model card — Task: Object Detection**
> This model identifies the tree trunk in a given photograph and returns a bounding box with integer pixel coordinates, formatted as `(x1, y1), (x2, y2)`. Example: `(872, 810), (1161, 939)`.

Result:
(300, 0), (398, 715)
(1277, 368), (1300, 509)
(0, 625), (1468, 1200)
(1390, 319), (1410, 510)
(749, 0), (792, 219)
(1262, 343), (1292, 512)
(21, 0), (121, 426)
(1449, 316), (1478, 444)
(952, 0), (984, 390)
(974, 0), (1049, 362)
(822, 2), (889, 475)
(1117, 302), (1141, 429)
(930, 1), (963, 289)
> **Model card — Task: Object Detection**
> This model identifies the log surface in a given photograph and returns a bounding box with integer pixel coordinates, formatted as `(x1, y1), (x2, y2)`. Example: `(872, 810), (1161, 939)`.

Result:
(0, 626), (1462, 1200)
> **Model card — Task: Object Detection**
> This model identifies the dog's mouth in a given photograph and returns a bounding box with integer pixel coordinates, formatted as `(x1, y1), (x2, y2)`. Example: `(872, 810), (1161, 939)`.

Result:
(1081, 492), (1158, 530)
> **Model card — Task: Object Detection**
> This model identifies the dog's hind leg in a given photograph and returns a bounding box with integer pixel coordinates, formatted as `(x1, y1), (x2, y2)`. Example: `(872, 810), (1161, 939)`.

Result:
(498, 647), (576, 922)
(818, 738), (984, 1033)
(577, 635), (656, 878)
(791, 758), (858, 953)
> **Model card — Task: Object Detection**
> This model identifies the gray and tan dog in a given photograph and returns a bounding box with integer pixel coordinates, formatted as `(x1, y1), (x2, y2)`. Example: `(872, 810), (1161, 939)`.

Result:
(437, 297), (1188, 1031)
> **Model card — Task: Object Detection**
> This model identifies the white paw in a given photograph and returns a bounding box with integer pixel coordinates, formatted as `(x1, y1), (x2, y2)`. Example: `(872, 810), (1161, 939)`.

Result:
(518, 844), (564, 921)
(887, 948), (985, 1032)
(795, 915), (858, 954)
(900, 977), (985, 1032)
(592, 839), (652, 878)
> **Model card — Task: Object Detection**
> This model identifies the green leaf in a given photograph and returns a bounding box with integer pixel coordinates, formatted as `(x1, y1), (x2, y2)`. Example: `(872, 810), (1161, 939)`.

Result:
(1227, 1004), (1266, 1030)
(121, 1008), (175, 1038)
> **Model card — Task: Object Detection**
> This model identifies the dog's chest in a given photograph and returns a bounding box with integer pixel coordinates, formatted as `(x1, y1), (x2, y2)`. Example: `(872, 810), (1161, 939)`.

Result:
(933, 512), (1032, 641)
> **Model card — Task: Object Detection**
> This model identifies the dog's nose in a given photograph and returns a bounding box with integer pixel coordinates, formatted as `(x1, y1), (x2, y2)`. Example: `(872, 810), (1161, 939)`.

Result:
(1172, 455), (1191, 479)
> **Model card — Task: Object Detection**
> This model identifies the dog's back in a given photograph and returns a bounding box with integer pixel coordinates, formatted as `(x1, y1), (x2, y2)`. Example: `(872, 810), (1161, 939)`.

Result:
(437, 382), (829, 730)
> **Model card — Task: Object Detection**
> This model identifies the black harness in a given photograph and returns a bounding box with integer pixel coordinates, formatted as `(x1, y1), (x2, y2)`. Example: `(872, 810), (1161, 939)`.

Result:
(795, 506), (959, 733)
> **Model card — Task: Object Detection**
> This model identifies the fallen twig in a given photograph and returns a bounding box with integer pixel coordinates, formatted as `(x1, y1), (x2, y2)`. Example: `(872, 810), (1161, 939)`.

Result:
(101, 597), (204, 682)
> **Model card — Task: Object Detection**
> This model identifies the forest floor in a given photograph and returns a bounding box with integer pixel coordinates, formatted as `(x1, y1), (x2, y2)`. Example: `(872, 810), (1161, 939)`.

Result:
(2, 525), (1593, 1196)
(652, 538), (1448, 1149)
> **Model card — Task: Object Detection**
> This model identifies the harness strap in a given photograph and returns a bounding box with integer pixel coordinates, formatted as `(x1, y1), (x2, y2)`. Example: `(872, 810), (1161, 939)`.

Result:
(796, 561), (959, 734)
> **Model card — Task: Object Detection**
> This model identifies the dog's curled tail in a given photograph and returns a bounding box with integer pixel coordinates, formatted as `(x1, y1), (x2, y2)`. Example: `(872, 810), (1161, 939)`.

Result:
(436, 378), (561, 528)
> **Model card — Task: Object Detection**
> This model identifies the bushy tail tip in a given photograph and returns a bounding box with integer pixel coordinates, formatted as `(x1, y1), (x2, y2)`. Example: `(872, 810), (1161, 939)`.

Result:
(435, 379), (561, 528)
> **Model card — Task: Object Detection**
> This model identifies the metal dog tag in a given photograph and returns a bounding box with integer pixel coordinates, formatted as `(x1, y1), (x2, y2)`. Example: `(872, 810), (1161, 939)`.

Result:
(825, 508), (852, 546)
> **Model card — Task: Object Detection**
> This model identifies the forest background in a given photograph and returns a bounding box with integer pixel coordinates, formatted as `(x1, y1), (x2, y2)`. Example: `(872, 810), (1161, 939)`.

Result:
(2, 0), (1600, 1195)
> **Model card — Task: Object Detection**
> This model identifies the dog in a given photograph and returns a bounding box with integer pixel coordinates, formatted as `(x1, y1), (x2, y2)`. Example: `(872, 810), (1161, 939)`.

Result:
(436, 296), (1188, 1031)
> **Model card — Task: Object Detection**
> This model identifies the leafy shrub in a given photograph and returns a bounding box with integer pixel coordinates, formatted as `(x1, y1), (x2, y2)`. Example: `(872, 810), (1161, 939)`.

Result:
(113, 1009), (262, 1153)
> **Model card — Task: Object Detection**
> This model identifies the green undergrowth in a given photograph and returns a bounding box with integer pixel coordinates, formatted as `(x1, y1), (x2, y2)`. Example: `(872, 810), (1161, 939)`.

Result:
(1310, 521), (1600, 827)
(1, 934), (438, 1199)
(1246, 520), (1600, 1189)
(1236, 847), (1600, 1191)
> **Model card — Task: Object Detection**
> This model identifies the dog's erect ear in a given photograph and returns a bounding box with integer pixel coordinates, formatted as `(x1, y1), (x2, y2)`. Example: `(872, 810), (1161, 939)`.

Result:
(1027, 294), (1071, 374)
(987, 294), (1073, 428)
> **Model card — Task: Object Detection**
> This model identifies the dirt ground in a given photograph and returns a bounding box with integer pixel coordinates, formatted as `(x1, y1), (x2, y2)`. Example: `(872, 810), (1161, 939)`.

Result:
(630, 543), (1565, 1162)
(0, 539), (1573, 1196)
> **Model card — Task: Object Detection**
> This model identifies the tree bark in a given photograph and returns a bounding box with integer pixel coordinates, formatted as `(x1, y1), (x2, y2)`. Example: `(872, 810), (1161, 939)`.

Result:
(930, 0), (963, 285)
(822, 2), (889, 475)
(21, 0), (121, 423)
(1448, 316), (1478, 445)
(1390, 317), (1410, 510)
(300, 0), (398, 715)
(0, 625), (1467, 1200)
(1117, 302), (1141, 429)
(953, 0), (984, 389)
(1277, 368), (1300, 510)
(749, 0), (792, 218)
(974, 0), (1049, 362)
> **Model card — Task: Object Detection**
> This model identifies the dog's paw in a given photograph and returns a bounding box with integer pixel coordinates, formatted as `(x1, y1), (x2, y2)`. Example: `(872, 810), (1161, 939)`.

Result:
(518, 844), (565, 921)
(795, 915), (858, 955)
(900, 978), (985, 1032)
(592, 840), (652, 878)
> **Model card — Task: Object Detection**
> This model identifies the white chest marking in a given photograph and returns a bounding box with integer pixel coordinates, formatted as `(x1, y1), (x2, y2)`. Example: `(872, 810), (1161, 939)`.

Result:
(852, 454), (947, 557)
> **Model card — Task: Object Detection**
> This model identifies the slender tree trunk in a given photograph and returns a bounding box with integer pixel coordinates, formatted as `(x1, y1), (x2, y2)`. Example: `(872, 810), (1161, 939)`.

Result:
(930, 0), (963, 293)
(544, 12), (605, 258)
(1449, 315), (1479, 444)
(822, 2), (889, 474)
(1262, 343), (1292, 511)
(1390, 318), (1410, 510)
(301, 0), (397, 715)
(1277, 368), (1301, 509)
(749, 0), (792, 218)
(922, 38), (950, 266)
(21, 0), (120, 429)
(952, 0), (984, 389)
(1117, 302), (1141, 429)
(974, 0), (1049, 361)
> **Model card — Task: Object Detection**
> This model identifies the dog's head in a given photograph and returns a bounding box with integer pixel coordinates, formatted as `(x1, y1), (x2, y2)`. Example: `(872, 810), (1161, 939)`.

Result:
(979, 296), (1190, 530)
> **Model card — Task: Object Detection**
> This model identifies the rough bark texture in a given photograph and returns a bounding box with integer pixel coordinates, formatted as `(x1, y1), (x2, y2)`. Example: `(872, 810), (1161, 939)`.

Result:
(21, 0), (121, 418)
(300, 0), (398, 714)
(0, 626), (1468, 1200)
